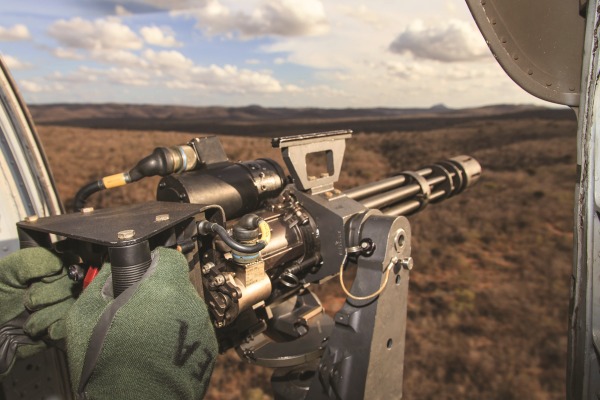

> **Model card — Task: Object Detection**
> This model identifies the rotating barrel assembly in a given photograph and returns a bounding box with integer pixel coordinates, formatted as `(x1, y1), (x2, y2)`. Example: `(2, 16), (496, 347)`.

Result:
(346, 155), (481, 215)
(16, 131), (481, 399)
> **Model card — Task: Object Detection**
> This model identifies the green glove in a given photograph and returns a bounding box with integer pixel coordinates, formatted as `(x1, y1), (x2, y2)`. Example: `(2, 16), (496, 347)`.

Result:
(0, 247), (77, 377)
(66, 247), (218, 399)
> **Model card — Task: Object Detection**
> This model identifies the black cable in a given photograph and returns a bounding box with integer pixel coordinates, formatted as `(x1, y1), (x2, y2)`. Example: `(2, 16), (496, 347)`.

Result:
(197, 221), (266, 253)
(74, 180), (104, 211)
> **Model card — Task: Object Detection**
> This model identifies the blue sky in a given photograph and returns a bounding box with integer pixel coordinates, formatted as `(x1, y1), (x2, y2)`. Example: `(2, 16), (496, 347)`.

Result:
(0, 0), (549, 108)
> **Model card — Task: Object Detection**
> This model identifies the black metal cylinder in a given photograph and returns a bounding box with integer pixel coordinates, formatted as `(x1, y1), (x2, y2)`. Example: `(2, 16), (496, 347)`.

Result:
(17, 227), (51, 249)
(109, 241), (152, 297)
(157, 158), (286, 220)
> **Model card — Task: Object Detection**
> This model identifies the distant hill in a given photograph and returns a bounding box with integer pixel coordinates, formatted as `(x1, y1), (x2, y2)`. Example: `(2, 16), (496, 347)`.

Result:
(28, 103), (573, 137)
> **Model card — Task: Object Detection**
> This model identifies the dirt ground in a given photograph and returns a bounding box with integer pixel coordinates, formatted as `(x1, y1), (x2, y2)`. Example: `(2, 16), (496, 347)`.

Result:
(37, 108), (577, 399)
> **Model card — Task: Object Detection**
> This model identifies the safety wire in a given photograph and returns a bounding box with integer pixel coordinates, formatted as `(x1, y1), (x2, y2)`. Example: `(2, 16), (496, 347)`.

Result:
(339, 250), (398, 301)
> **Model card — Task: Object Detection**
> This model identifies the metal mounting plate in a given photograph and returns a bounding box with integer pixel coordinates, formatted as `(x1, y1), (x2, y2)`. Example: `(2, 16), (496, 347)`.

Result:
(17, 202), (208, 247)
(273, 130), (352, 193)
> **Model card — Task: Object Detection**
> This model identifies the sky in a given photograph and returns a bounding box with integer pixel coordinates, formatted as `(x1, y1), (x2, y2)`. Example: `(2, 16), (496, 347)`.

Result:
(0, 0), (551, 108)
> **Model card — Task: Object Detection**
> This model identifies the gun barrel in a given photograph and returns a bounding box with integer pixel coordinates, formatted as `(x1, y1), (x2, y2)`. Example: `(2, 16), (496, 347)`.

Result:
(346, 155), (481, 216)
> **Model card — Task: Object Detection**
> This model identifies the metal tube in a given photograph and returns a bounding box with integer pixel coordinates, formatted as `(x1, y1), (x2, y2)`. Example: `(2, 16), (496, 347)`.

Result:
(345, 168), (432, 200)
(360, 184), (421, 209)
(359, 173), (449, 209)
(382, 190), (446, 217)
(347, 155), (481, 215)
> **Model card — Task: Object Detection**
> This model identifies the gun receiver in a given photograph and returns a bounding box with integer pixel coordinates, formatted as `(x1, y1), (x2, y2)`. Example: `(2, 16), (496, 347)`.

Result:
(17, 131), (481, 400)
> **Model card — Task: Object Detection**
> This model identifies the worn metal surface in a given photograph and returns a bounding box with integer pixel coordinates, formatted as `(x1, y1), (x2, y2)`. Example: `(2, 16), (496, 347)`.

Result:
(466, 0), (586, 106)
(17, 202), (207, 247)
(0, 58), (69, 399)
(274, 130), (352, 194)
(567, 1), (600, 398)
(306, 214), (411, 399)
(0, 59), (63, 258)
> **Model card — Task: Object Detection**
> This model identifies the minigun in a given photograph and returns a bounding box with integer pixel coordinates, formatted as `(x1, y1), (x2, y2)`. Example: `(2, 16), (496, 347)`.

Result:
(16, 130), (480, 400)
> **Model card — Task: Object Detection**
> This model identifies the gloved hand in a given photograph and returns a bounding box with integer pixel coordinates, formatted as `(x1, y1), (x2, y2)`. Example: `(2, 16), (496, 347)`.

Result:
(66, 247), (218, 400)
(0, 247), (77, 377)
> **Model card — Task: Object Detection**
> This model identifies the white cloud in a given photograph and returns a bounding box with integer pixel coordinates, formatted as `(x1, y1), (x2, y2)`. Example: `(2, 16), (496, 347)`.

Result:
(174, 0), (329, 38)
(389, 19), (489, 62)
(92, 49), (147, 67)
(19, 80), (64, 93)
(52, 47), (85, 60)
(383, 60), (502, 81)
(337, 4), (380, 26)
(2, 54), (31, 70)
(0, 24), (31, 41)
(245, 59), (260, 65)
(143, 49), (194, 72)
(140, 26), (182, 47)
(165, 63), (290, 94)
(51, 68), (99, 84)
(192, 64), (285, 93)
(48, 17), (143, 51)
(105, 67), (152, 86)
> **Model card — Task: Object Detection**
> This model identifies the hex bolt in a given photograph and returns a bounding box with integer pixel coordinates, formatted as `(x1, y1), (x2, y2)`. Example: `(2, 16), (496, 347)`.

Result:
(67, 264), (86, 282)
(24, 215), (38, 223)
(201, 262), (215, 275)
(214, 275), (225, 285)
(155, 214), (170, 222)
(400, 257), (414, 270)
(117, 229), (135, 240)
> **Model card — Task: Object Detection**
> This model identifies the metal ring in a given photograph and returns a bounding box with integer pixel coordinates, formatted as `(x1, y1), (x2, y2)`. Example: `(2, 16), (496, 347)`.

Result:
(400, 171), (431, 212)
(429, 164), (454, 202)
(279, 271), (300, 288)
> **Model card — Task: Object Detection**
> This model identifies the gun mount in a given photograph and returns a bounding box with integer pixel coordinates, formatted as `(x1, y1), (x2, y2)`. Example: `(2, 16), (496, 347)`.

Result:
(17, 131), (481, 400)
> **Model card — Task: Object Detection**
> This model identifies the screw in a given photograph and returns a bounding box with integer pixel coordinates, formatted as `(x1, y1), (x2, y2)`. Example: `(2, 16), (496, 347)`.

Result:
(81, 207), (94, 214)
(24, 215), (38, 223)
(155, 214), (170, 222)
(201, 262), (215, 275)
(67, 264), (86, 282)
(117, 229), (135, 240)
(400, 257), (413, 270)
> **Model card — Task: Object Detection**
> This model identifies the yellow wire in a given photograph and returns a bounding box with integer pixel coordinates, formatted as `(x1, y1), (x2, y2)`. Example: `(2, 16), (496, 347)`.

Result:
(339, 254), (396, 301)
(258, 220), (271, 245)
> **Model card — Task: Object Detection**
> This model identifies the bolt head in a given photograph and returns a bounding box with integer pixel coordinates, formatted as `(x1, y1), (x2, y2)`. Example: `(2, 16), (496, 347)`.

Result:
(117, 229), (135, 240)
(81, 207), (94, 214)
(400, 257), (414, 270)
(155, 214), (170, 222)
(24, 215), (38, 223)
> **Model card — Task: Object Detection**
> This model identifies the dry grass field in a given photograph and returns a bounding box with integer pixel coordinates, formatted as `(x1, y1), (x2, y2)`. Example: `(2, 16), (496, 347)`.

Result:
(35, 106), (576, 400)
